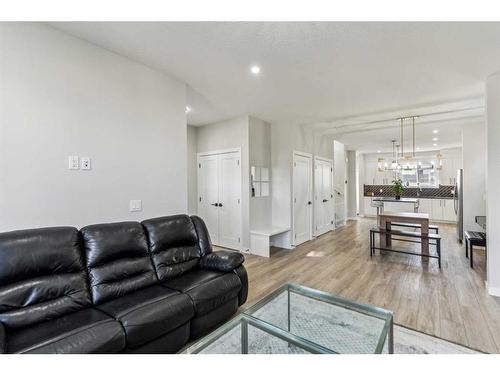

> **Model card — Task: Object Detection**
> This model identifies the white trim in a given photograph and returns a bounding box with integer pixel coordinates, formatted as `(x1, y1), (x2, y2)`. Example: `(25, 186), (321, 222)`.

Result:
(313, 155), (335, 237)
(487, 284), (500, 297)
(292, 151), (313, 246)
(313, 155), (333, 163)
(197, 149), (243, 252)
(292, 150), (313, 159)
(197, 147), (241, 158)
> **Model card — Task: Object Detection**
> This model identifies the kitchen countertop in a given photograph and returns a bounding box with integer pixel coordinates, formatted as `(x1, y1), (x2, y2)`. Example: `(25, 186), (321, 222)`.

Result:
(366, 195), (453, 200)
(372, 197), (419, 203)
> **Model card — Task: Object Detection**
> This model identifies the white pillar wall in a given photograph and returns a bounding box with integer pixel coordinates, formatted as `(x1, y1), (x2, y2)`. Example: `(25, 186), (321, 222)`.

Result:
(486, 72), (500, 296)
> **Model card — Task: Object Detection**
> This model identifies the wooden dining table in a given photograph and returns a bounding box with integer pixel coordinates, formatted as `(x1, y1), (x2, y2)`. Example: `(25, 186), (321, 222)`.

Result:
(378, 211), (430, 257)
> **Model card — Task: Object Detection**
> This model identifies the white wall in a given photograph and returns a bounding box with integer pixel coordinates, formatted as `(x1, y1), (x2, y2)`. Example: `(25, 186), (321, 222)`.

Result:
(249, 117), (272, 229)
(486, 72), (500, 296)
(346, 150), (357, 218)
(462, 123), (487, 232)
(333, 140), (347, 226)
(271, 121), (335, 246)
(0, 23), (187, 231)
(357, 152), (366, 215)
(187, 125), (198, 215)
(196, 115), (250, 248)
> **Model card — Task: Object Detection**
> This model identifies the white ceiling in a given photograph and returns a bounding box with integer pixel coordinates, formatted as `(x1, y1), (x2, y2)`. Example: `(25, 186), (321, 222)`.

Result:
(48, 22), (494, 152)
(48, 22), (500, 125)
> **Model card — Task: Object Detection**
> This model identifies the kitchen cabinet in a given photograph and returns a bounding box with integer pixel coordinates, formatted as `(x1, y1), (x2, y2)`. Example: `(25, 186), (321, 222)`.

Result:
(427, 198), (457, 222)
(418, 198), (432, 216)
(384, 202), (414, 213)
(363, 197), (377, 216)
(365, 161), (377, 185)
(431, 199), (444, 220)
(440, 158), (459, 186)
(442, 199), (457, 221)
(363, 196), (456, 222)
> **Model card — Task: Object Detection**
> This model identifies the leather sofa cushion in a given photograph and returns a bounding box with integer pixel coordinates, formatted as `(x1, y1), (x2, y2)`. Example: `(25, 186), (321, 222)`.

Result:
(0, 227), (90, 330)
(7, 308), (125, 354)
(81, 222), (157, 304)
(142, 215), (201, 281)
(96, 285), (194, 349)
(162, 269), (241, 316)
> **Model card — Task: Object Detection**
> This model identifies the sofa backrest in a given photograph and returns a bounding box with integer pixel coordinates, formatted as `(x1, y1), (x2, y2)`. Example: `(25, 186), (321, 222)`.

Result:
(0, 227), (90, 330)
(81, 222), (157, 305)
(142, 215), (203, 281)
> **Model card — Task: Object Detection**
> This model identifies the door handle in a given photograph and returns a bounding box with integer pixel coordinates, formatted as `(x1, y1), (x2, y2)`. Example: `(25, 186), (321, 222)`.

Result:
(218, 203), (223, 207)
(308, 201), (312, 205)
(322, 199), (328, 203)
(211, 203), (218, 206)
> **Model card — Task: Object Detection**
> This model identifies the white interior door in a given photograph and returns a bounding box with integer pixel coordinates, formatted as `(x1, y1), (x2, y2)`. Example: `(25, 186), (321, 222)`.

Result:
(314, 157), (334, 236)
(218, 152), (242, 249)
(293, 152), (313, 246)
(198, 154), (220, 245)
(198, 150), (241, 251)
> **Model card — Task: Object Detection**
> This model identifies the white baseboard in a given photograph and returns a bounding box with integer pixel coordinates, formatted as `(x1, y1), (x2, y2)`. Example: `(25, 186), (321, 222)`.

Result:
(487, 285), (500, 297)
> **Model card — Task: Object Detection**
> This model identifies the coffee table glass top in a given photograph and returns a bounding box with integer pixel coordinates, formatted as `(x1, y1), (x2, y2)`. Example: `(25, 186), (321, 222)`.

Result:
(182, 283), (394, 354)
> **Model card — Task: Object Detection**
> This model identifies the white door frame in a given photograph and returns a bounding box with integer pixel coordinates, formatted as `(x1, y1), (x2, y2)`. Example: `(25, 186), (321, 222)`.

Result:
(197, 148), (242, 251)
(292, 151), (313, 246)
(313, 156), (334, 237)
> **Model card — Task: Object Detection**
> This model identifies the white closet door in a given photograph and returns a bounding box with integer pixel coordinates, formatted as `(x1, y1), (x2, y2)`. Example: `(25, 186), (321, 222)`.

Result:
(198, 154), (220, 245)
(293, 153), (313, 246)
(314, 158), (334, 236)
(218, 152), (242, 249)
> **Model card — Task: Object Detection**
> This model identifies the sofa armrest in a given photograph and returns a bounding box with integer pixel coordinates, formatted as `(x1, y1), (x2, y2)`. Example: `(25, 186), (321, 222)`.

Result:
(199, 250), (244, 272)
(0, 321), (5, 354)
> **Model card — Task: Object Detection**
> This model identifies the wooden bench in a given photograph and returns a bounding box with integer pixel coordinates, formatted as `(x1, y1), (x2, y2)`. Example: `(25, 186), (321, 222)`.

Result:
(464, 231), (486, 268)
(250, 227), (291, 257)
(390, 222), (439, 234)
(369, 227), (442, 268)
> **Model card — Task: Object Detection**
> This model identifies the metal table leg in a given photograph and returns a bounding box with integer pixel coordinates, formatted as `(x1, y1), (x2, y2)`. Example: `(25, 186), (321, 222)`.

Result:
(388, 317), (394, 354)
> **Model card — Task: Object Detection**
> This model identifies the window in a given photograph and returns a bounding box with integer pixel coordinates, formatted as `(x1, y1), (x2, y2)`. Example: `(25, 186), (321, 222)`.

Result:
(398, 160), (438, 188)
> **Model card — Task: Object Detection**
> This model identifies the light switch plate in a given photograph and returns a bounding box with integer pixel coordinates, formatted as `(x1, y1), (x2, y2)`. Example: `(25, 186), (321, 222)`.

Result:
(81, 157), (91, 170)
(129, 200), (142, 212)
(68, 156), (79, 170)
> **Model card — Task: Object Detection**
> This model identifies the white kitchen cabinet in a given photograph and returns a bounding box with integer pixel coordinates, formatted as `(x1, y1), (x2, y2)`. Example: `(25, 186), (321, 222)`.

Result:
(427, 198), (456, 222)
(440, 158), (459, 186)
(363, 197), (377, 216)
(442, 199), (457, 222)
(417, 198), (432, 216)
(431, 199), (444, 220)
(365, 161), (377, 185)
(384, 202), (414, 213)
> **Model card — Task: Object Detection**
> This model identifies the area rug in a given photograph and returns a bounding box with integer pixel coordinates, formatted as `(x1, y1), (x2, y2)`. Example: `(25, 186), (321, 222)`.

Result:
(201, 291), (482, 354)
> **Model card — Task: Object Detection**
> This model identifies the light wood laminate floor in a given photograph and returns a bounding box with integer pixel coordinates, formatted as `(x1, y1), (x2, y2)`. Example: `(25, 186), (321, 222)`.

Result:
(239, 218), (500, 353)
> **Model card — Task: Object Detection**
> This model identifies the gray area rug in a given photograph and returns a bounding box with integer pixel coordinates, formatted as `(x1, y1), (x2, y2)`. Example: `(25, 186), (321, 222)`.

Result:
(200, 291), (480, 354)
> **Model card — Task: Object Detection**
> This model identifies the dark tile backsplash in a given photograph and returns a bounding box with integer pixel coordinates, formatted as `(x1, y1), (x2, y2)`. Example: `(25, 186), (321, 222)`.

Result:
(364, 185), (454, 199)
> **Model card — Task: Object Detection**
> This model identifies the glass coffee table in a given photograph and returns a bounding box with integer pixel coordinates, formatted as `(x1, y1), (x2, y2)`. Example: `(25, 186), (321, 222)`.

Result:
(182, 283), (394, 354)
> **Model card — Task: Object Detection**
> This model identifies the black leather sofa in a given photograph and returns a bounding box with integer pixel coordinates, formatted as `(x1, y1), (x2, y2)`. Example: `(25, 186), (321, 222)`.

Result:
(0, 215), (248, 354)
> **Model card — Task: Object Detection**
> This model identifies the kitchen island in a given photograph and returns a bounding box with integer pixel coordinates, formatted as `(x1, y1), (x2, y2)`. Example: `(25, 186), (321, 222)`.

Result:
(371, 197), (419, 214)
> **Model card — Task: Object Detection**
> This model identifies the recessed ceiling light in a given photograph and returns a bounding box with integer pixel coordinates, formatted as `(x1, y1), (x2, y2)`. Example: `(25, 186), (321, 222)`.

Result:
(377, 150), (381, 153)
(250, 65), (261, 75)
(433, 143), (438, 147)
(433, 130), (439, 134)
(432, 137), (438, 141)
(185, 106), (191, 113)
(416, 147), (421, 150)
